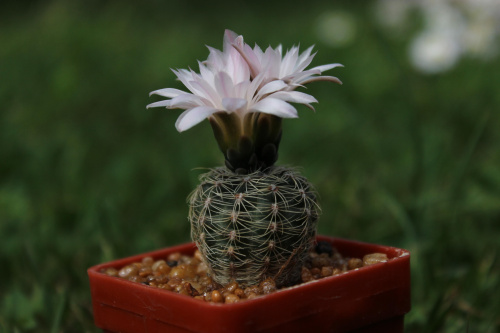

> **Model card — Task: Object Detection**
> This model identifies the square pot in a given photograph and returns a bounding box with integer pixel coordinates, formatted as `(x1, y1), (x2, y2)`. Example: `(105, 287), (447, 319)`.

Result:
(88, 235), (411, 333)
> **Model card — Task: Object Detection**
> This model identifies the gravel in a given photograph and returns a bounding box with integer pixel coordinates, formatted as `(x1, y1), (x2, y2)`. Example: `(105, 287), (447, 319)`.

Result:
(101, 246), (388, 303)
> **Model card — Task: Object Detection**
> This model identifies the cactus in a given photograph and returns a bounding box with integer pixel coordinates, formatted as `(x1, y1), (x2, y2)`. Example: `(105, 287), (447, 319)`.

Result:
(147, 30), (342, 288)
(189, 166), (319, 287)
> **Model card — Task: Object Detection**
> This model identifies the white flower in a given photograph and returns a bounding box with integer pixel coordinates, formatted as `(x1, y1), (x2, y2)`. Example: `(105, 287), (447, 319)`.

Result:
(147, 30), (342, 132)
(148, 30), (343, 172)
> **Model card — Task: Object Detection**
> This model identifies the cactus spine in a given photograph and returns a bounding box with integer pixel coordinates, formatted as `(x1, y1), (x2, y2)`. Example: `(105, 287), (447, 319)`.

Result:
(189, 166), (319, 287)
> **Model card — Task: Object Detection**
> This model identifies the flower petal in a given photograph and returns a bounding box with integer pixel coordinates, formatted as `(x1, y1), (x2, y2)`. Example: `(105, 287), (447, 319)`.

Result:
(198, 61), (214, 83)
(280, 46), (299, 78)
(270, 91), (318, 105)
(173, 69), (200, 96)
(232, 38), (261, 79)
(297, 45), (315, 65)
(247, 72), (266, 101)
(206, 46), (225, 71)
(189, 73), (220, 105)
(149, 88), (186, 98)
(262, 46), (281, 79)
(299, 75), (343, 85)
(224, 29), (239, 52)
(250, 98), (298, 118)
(284, 68), (321, 83)
(258, 80), (287, 96)
(225, 46), (250, 84)
(175, 106), (219, 132)
(222, 97), (247, 113)
(309, 63), (344, 73)
(234, 80), (250, 98)
(146, 100), (172, 109)
(295, 48), (317, 73)
(169, 94), (205, 109)
(214, 71), (234, 99)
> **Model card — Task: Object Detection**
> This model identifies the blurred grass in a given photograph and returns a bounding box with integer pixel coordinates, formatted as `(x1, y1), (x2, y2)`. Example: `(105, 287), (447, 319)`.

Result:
(1, 0), (499, 332)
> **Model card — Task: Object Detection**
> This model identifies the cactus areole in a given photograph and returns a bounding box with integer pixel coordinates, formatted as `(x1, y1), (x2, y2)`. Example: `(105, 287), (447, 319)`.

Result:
(148, 30), (342, 287)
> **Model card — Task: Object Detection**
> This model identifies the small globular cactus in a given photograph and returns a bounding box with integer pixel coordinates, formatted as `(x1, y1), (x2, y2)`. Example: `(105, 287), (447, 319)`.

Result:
(189, 167), (319, 287)
(148, 30), (342, 288)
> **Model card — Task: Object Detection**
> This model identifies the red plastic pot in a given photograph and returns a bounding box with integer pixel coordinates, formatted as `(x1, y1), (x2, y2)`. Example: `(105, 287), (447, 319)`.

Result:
(88, 235), (411, 333)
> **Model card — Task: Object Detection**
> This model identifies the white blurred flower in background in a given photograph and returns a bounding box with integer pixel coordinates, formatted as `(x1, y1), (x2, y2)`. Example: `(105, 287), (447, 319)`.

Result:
(375, 0), (500, 74)
(461, 0), (500, 58)
(410, 30), (462, 74)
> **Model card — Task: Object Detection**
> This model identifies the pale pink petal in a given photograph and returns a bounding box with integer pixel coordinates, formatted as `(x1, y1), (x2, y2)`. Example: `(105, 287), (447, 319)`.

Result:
(280, 46), (299, 77)
(270, 91), (318, 105)
(227, 47), (250, 84)
(146, 100), (172, 109)
(282, 68), (321, 84)
(169, 94), (205, 109)
(232, 38), (260, 79)
(257, 80), (287, 96)
(276, 44), (283, 56)
(295, 48), (317, 72)
(297, 45), (315, 65)
(223, 30), (239, 52)
(222, 98), (247, 113)
(298, 75), (343, 85)
(173, 69), (199, 95)
(244, 44), (261, 70)
(250, 98), (298, 118)
(309, 63), (344, 73)
(198, 61), (214, 83)
(253, 44), (264, 60)
(233, 35), (245, 49)
(175, 106), (220, 132)
(262, 47), (280, 79)
(206, 46), (225, 71)
(247, 73), (266, 101)
(190, 71), (221, 104)
(234, 80), (250, 98)
(214, 71), (234, 99)
(149, 88), (186, 98)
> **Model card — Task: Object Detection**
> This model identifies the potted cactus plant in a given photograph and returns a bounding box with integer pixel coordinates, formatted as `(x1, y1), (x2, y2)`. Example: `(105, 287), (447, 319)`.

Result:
(88, 30), (411, 332)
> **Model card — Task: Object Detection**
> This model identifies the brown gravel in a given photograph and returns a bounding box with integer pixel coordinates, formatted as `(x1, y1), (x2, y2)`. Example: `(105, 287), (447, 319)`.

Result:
(101, 244), (389, 303)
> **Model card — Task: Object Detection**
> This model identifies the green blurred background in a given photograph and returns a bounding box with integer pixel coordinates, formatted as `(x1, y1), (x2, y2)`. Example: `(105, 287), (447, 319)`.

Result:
(1, 0), (499, 332)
